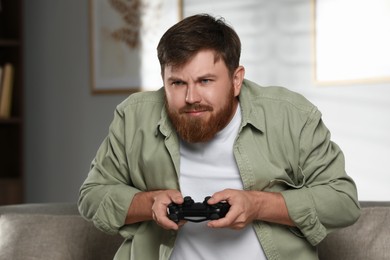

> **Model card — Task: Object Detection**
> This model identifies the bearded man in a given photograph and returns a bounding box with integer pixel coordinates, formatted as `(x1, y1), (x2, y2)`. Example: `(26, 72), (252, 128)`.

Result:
(78, 14), (360, 260)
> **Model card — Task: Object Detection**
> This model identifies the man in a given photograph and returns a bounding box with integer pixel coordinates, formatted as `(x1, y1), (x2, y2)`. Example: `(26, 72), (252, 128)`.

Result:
(78, 14), (360, 260)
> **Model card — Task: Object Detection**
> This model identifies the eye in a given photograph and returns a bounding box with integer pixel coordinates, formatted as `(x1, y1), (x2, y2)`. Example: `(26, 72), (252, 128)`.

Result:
(172, 80), (186, 87)
(200, 79), (212, 84)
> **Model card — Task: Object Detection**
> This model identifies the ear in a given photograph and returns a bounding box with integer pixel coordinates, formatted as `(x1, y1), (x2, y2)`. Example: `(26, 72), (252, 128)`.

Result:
(233, 66), (245, 97)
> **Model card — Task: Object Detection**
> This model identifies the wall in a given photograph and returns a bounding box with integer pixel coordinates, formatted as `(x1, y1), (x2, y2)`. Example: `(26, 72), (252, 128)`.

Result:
(24, 0), (128, 202)
(24, 0), (390, 203)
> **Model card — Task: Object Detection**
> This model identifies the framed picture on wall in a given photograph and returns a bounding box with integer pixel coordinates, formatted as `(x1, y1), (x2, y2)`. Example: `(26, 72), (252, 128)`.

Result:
(312, 0), (390, 85)
(89, 0), (183, 94)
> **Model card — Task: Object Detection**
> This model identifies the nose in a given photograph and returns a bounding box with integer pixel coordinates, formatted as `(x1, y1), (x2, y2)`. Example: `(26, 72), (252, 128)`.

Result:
(185, 84), (201, 104)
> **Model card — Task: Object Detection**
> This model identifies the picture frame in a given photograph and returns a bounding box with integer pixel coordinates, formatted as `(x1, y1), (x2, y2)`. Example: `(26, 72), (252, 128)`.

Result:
(312, 0), (390, 85)
(89, 0), (183, 94)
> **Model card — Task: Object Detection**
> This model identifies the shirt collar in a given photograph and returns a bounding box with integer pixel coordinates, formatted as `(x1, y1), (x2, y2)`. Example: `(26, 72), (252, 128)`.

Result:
(238, 79), (266, 133)
(156, 104), (173, 137)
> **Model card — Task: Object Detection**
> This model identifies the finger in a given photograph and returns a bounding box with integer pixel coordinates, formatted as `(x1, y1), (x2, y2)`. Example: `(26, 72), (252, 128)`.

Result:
(153, 209), (180, 230)
(208, 212), (247, 230)
(170, 194), (184, 205)
(207, 204), (235, 227)
(177, 220), (187, 228)
(161, 216), (180, 230)
(207, 214), (233, 228)
(151, 191), (183, 230)
(208, 190), (231, 204)
(156, 190), (183, 206)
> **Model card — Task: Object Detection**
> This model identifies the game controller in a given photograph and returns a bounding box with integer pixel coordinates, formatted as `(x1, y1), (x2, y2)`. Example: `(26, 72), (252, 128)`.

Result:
(167, 196), (230, 223)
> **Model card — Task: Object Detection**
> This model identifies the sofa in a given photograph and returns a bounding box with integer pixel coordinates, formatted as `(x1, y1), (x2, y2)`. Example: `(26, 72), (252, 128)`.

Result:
(0, 201), (389, 260)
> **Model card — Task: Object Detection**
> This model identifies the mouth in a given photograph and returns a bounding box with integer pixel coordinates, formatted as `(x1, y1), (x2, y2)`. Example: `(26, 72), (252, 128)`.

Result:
(185, 108), (208, 113)
(180, 106), (212, 116)
(179, 104), (213, 115)
(184, 110), (208, 116)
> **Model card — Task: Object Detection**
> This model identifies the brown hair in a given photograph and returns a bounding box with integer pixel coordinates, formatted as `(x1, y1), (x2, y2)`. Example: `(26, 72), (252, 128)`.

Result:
(157, 14), (241, 77)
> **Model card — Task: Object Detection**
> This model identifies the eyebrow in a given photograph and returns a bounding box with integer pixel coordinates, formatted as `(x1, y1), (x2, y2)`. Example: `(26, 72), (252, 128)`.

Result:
(167, 74), (217, 83)
(197, 73), (217, 80)
(166, 76), (184, 83)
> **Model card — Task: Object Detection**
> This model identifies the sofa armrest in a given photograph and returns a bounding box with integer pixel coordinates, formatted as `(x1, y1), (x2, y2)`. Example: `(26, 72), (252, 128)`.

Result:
(0, 203), (79, 215)
(0, 203), (123, 260)
(318, 201), (390, 260)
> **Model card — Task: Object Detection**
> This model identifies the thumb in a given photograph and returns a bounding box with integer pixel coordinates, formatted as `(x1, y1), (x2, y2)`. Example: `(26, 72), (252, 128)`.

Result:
(208, 191), (228, 204)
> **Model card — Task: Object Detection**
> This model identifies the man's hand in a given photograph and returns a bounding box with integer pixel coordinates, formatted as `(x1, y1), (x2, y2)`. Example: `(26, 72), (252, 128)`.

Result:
(151, 190), (185, 230)
(206, 189), (295, 229)
(125, 189), (184, 230)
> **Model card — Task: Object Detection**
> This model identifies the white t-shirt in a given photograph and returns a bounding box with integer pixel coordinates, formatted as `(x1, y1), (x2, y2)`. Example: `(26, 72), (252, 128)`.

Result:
(170, 106), (267, 260)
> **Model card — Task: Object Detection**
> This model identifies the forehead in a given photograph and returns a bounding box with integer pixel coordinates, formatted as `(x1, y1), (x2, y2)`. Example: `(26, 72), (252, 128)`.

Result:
(163, 50), (226, 77)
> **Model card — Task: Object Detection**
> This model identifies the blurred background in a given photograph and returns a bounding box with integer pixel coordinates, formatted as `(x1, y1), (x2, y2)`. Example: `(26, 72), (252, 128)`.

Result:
(6, 0), (390, 203)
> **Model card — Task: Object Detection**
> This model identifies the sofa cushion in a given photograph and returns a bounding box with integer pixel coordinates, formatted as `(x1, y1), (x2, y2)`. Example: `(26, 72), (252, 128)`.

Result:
(318, 206), (390, 260)
(0, 213), (122, 260)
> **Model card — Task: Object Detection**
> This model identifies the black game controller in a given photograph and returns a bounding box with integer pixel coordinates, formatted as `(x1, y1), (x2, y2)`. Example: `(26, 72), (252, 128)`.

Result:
(167, 196), (230, 223)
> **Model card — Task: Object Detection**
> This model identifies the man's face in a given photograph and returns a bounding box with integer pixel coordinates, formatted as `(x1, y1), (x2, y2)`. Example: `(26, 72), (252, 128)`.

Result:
(164, 50), (244, 143)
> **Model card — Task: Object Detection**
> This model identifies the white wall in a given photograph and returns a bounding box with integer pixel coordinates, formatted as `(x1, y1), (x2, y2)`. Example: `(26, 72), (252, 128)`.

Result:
(185, 0), (390, 201)
(24, 0), (390, 203)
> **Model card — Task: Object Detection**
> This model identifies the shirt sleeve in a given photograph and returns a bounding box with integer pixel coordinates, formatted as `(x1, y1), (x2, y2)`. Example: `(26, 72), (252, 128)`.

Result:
(281, 108), (360, 246)
(78, 106), (141, 236)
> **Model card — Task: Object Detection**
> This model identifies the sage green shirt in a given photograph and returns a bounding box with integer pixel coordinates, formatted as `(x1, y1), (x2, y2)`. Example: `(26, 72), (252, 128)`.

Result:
(78, 79), (360, 260)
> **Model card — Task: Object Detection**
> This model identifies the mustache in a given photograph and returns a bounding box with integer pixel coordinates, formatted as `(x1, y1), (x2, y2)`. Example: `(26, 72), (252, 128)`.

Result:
(179, 104), (213, 113)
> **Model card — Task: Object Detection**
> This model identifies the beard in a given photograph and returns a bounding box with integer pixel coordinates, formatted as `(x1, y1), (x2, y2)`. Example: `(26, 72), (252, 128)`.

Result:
(166, 86), (236, 143)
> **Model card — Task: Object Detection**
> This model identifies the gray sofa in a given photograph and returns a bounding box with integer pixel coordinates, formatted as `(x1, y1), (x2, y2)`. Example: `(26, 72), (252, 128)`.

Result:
(0, 202), (389, 260)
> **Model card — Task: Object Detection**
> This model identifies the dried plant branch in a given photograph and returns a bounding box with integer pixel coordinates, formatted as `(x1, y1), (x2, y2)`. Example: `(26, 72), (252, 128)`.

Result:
(108, 0), (147, 49)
